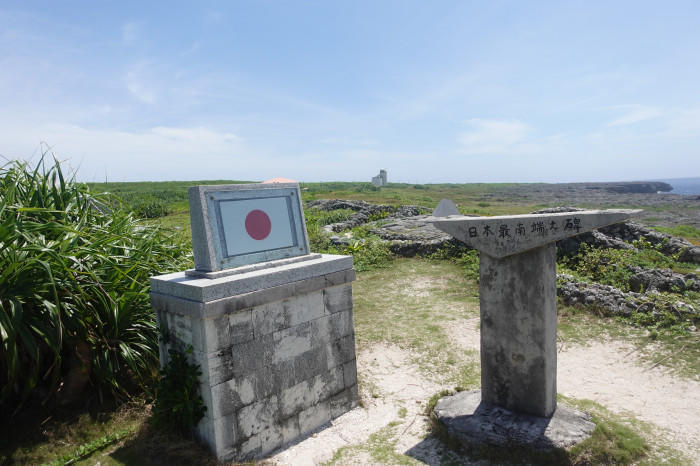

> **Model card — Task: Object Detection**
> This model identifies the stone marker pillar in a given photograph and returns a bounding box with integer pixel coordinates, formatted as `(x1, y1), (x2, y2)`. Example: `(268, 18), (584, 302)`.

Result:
(480, 244), (557, 416)
(432, 209), (639, 418)
(151, 255), (359, 461)
(151, 183), (359, 461)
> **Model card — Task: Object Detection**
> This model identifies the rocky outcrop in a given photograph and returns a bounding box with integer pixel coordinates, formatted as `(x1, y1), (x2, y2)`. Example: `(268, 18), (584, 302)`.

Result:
(627, 267), (699, 293)
(327, 214), (462, 256)
(533, 208), (700, 263)
(557, 274), (697, 319)
(308, 199), (430, 233)
(572, 181), (673, 194)
(307, 199), (383, 212)
(309, 199), (700, 264)
(599, 222), (700, 263)
(602, 182), (673, 194)
(368, 215), (465, 256)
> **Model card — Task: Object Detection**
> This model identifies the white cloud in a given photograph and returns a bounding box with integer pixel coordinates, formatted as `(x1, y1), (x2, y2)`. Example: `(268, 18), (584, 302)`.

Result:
(457, 118), (531, 155)
(0, 121), (246, 181)
(607, 105), (661, 127)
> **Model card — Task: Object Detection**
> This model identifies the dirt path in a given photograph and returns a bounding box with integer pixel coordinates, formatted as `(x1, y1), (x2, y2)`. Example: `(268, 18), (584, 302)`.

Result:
(269, 315), (698, 465)
(270, 344), (449, 465)
(558, 340), (700, 463)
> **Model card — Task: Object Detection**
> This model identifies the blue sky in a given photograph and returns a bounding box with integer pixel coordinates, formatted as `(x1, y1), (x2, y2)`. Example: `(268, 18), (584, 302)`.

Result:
(1, 1), (699, 183)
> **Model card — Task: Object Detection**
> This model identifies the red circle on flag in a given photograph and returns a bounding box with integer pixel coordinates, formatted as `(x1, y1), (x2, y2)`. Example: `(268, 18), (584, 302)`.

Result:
(245, 209), (272, 240)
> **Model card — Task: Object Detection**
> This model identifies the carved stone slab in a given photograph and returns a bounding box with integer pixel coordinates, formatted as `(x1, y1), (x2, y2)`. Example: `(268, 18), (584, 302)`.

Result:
(431, 209), (641, 258)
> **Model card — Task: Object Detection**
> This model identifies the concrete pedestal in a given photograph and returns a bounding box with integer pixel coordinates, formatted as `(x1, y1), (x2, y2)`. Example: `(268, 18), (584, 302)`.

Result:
(150, 254), (358, 461)
(479, 244), (557, 417)
(433, 390), (595, 450)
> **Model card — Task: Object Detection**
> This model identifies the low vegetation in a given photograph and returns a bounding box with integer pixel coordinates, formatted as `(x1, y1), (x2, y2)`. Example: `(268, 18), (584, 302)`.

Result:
(151, 346), (207, 434)
(2, 168), (696, 464)
(651, 224), (700, 245)
(0, 158), (191, 420)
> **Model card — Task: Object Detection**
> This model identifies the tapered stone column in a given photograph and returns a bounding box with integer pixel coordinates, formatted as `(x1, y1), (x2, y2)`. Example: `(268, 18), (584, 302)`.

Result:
(480, 244), (557, 417)
(429, 207), (640, 448)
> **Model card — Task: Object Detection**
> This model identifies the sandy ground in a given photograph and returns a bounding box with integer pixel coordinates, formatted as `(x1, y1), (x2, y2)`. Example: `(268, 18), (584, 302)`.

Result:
(269, 318), (699, 465)
(558, 340), (700, 462)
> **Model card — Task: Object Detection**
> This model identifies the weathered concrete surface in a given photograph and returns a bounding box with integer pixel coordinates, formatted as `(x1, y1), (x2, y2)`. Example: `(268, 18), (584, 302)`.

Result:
(432, 209), (641, 258)
(480, 244), (557, 417)
(151, 254), (353, 303)
(185, 253), (322, 279)
(432, 199), (460, 217)
(433, 390), (595, 450)
(152, 255), (358, 462)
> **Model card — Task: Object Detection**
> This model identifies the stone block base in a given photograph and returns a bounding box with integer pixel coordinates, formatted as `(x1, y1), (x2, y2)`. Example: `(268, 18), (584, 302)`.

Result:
(150, 254), (359, 461)
(433, 390), (595, 450)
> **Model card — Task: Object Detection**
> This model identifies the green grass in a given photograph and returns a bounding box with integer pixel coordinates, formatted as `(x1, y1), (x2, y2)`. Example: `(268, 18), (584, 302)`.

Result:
(300, 181), (539, 216)
(353, 258), (481, 387)
(325, 421), (420, 465)
(4, 175), (697, 464)
(563, 396), (690, 465)
(5, 258), (694, 465)
(652, 224), (700, 245)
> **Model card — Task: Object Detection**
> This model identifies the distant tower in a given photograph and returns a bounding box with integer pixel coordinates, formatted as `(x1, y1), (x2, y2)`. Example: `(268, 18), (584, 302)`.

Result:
(371, 169), (388, 187)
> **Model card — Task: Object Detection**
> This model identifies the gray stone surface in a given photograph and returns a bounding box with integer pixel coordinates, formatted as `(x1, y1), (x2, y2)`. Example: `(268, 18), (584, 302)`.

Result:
(189, 182), (309, 272)
(185, 253), (322, 279)
(151, 254), (353, 302)
(432, 209), (641, 259)
(480, 244), (557, 417)
(434, 390), (595, 449)
(433, 207), (640, 419)
(151, 268), (356, 321)
(152, 256), (359, 462)
(371, 169), (388, 187)
(628, 266), (700, 293)
(369, 215), (453, 242)
(307, 199), (429, 234)
(432, 199), (460, 217)
(557, 273), (698, 319)
(600, 221), (700, 263)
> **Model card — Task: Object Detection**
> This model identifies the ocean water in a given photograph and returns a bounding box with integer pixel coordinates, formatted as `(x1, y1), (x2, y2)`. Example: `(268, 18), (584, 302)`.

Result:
(654, 177), (700, 195)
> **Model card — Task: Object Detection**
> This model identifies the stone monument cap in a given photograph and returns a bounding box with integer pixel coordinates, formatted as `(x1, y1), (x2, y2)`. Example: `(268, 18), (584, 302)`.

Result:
(433, 199), (460, 217)
(431, 208), (641, 258)
(189, 182), (310, 273)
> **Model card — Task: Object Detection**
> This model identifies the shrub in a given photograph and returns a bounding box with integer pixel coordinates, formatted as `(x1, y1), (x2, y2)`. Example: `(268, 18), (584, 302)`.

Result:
(304, 208), (355, 227)
(130, 195), (170, 218)
(559, 242), (686, 292)
(0, 157), (191, 415)
(151, 346), (206, 434)
(429, 243), (480, 282)
(343, 239), (393, 272)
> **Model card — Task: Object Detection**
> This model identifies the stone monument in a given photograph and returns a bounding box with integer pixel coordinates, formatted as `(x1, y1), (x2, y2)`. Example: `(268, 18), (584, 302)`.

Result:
(371, 169), (387, 187)
(151, 183), (359, 461)
(429, 207), (640, 448)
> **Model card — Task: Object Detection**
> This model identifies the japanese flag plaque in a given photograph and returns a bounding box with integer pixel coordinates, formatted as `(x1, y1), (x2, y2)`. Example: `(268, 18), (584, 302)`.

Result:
(153, 182), (358, 462)
(188, 182), (310, 274)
